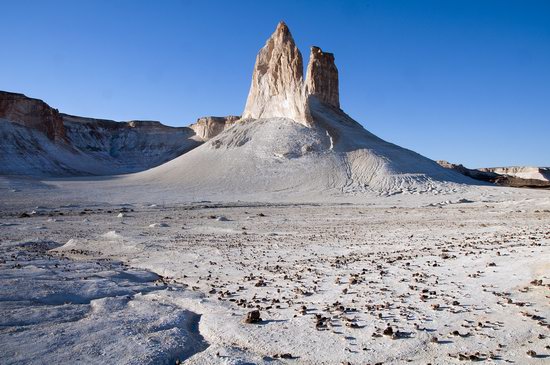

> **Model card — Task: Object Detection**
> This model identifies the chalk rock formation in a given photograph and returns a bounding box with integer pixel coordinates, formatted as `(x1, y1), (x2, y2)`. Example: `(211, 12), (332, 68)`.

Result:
(242, 22), (342, 125)
(305, 46), (340, 109)
(437, 160), (550, 188)
(190, 115), (241, 141)
(479, 166), (550, 182)
(437, 160), (499, 182)
(0, 91), (218, 176)
(0, 91), (66, 141)
(0, 90), (248, 176)
(242, 21), (310, 125)
(118, 21), (474, 197)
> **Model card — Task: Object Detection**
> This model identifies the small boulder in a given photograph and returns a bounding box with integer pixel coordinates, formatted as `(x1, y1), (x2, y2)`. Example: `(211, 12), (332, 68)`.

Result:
(149, 222), (169, 228)
(244, 310), (262, 324)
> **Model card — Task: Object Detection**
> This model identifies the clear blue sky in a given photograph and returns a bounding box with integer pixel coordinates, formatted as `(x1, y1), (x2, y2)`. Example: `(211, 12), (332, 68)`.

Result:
(3, 0), (549, 167)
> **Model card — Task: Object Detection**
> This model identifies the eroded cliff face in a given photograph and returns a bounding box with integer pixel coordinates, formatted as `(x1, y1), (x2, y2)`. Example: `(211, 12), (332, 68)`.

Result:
(305, 46), (339, 109)
(0, 91), (238, 176)
(0, 91), (66, 142)
(242, 22), (340, 125)
(437, 161), (550, 188)
(190, 116), (240, 140)
(242, 21), (309, 124)
(479, 166), (550, 182)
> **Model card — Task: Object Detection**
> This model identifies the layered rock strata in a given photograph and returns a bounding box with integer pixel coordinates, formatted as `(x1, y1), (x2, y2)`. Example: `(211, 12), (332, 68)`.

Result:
(305, 46), (339, 108)
(0, 91), (238, 175)
(190, 115), (241, 140)
(479, 166), (550, 182)
(437, 160), (550, 189)
(0, 91), (66, 141)
(242, 21), (308, 124)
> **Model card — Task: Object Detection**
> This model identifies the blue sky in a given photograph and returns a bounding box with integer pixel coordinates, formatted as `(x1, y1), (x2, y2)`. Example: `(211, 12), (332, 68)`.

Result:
(3, 0), (549, 167)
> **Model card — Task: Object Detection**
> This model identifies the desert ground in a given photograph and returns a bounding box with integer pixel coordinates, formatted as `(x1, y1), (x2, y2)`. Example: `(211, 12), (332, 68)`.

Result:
(1, 178), (549, 364)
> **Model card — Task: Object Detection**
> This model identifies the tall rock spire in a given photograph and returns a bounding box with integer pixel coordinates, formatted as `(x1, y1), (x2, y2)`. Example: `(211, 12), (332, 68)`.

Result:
(242, 21), (309, 124)
(305, 46), (340, 109)
(242, 22), (340, 125)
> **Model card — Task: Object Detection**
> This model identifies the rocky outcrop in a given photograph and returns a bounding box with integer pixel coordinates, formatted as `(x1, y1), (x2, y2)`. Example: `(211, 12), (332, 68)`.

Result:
(242, 21), (309, 124)
(60, 114), (202, 174)
(494, 175), (550, 188)
(0, 91), (66, 141)
(437, 160), (550, 189)
(479, 166), (550, 182)
(0, 90), (240, 176)
(242, 22), (341, 125)
(305, 46), (339, 108)
(190, 115), (240, 140)
(437, 160), (499, 182)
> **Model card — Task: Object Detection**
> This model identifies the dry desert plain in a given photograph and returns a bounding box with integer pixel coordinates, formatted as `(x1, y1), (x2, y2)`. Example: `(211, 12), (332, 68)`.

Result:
(1, 179), (549, 364)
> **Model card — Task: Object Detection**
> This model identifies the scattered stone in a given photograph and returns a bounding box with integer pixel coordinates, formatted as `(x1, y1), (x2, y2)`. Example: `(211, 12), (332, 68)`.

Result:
(273, 353), (294, 359)
(148, 223), (169, 228)
(244, 310), (262, 324)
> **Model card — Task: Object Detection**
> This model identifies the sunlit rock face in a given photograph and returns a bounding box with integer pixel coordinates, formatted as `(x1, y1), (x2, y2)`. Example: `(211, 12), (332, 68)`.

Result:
(305, 46), (340, 109)
(0, 91), (66, 142)
(242, 21), (310, 125)
(242, 22), (341, 125)
(190, 115), (240, 141)
(0, 91), (207, 176)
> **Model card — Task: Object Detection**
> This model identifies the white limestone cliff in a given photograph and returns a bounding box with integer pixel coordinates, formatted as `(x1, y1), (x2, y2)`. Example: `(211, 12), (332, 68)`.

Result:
(242, 22), (309, 124)
(242, 22), (341, 126)
(305, 46), (340, 109)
